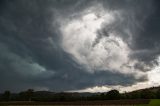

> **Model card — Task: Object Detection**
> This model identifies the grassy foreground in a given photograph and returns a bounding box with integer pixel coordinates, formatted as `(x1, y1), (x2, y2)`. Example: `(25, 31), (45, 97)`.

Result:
(0, 100), (150, 106)
(136, 99), (160, 106)
(0, 99), (160, 106)
(149, 99), (160, 105)
(2, 99), (160, 106)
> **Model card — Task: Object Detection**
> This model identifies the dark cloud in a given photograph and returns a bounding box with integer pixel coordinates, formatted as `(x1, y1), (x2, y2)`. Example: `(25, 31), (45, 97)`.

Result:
(129, 0), (160, 67)
(0, 0), (159, 92)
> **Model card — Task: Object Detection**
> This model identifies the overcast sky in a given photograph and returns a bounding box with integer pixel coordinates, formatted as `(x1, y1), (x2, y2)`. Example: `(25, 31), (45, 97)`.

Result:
(0, 0), (160, 93)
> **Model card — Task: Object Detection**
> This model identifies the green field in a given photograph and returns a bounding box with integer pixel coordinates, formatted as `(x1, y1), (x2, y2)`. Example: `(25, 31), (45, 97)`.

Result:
(136, 99), (160, 106)
(0, 99), (160, 106)
(0, 98), (158, 106)
(0, 99), (151, 106)
(148, 99), (160, 106)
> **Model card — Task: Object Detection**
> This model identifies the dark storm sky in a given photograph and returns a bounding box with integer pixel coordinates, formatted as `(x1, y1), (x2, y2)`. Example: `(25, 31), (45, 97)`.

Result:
(0, 0), (160, 92)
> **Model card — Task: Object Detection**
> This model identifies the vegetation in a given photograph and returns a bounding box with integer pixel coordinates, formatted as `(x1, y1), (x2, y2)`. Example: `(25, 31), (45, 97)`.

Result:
(19, 89), (34, 101)
(1, 90), (11, 101)
(0, 86), (160, 102)
(0, 99), (150, 105)
(149, 99), (160, 105)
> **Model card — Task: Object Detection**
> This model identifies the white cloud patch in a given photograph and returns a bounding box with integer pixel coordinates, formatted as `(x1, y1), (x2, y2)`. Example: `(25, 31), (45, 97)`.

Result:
(58, 4), (147, 79)
(148, 56), (160, 86)
(71, 82), (151, 93)
(70, 56), (160, 93)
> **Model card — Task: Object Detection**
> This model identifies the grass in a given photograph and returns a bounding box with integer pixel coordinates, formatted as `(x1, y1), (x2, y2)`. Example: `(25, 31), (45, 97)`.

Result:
(136, 99), (160, 106)
(0, 99), (154, 106)
(136, 103), (149, 106)
(148, 99), (160, 106)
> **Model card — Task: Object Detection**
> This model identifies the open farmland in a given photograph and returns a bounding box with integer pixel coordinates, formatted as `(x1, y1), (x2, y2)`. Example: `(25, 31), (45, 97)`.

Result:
(147, 99), (160, 106)
(0, 99), (150, 106)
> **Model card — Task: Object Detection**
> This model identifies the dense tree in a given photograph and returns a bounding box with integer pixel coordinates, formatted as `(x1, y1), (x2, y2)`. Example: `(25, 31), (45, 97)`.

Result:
(140, 90), (156, 99)
(106, 90), (120, 100)
(156, 88), (160, 99)
(19, 89), (34, 101)
(2, 90), (11, 101)
(100, 93), (106, 100)
(26, 89), (34, 101)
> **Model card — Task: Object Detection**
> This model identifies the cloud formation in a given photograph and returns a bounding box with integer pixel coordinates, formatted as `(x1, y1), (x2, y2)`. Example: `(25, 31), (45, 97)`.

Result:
(0, 0), (160, 92)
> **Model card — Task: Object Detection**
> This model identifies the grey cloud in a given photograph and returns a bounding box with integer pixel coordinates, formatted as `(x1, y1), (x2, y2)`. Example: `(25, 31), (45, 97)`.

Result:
(0, 0), (159, 92)
(94, 0), (159, 72)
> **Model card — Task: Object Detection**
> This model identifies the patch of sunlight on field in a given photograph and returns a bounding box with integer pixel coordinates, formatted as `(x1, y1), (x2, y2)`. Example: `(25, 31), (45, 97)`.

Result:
(136, 105), (148, 106)
(148, 99), (160, 106)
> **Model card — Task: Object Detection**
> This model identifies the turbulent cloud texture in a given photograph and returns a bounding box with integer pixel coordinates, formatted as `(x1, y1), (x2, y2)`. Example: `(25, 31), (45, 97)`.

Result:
(0, 0), (160, 92)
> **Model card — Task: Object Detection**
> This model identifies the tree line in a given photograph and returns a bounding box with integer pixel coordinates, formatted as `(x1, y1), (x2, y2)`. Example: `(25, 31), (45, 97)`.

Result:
(0, 87), (160, 101)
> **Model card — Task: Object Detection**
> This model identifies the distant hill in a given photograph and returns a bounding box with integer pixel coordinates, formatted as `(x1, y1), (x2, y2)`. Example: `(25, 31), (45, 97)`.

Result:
(0, 86), (160, 101)
(128, 86), (160, 94)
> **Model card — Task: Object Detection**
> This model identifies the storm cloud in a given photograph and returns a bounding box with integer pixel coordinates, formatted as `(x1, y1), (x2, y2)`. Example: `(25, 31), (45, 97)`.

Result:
(0, 0), (160, 92)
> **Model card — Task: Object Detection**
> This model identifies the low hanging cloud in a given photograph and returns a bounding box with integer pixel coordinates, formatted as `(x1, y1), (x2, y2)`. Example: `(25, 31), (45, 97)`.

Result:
(0, 0), (160, 92)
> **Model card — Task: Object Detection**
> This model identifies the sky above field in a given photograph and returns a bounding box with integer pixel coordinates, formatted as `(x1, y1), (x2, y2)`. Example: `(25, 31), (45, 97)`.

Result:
(0, 0), (160, 93)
